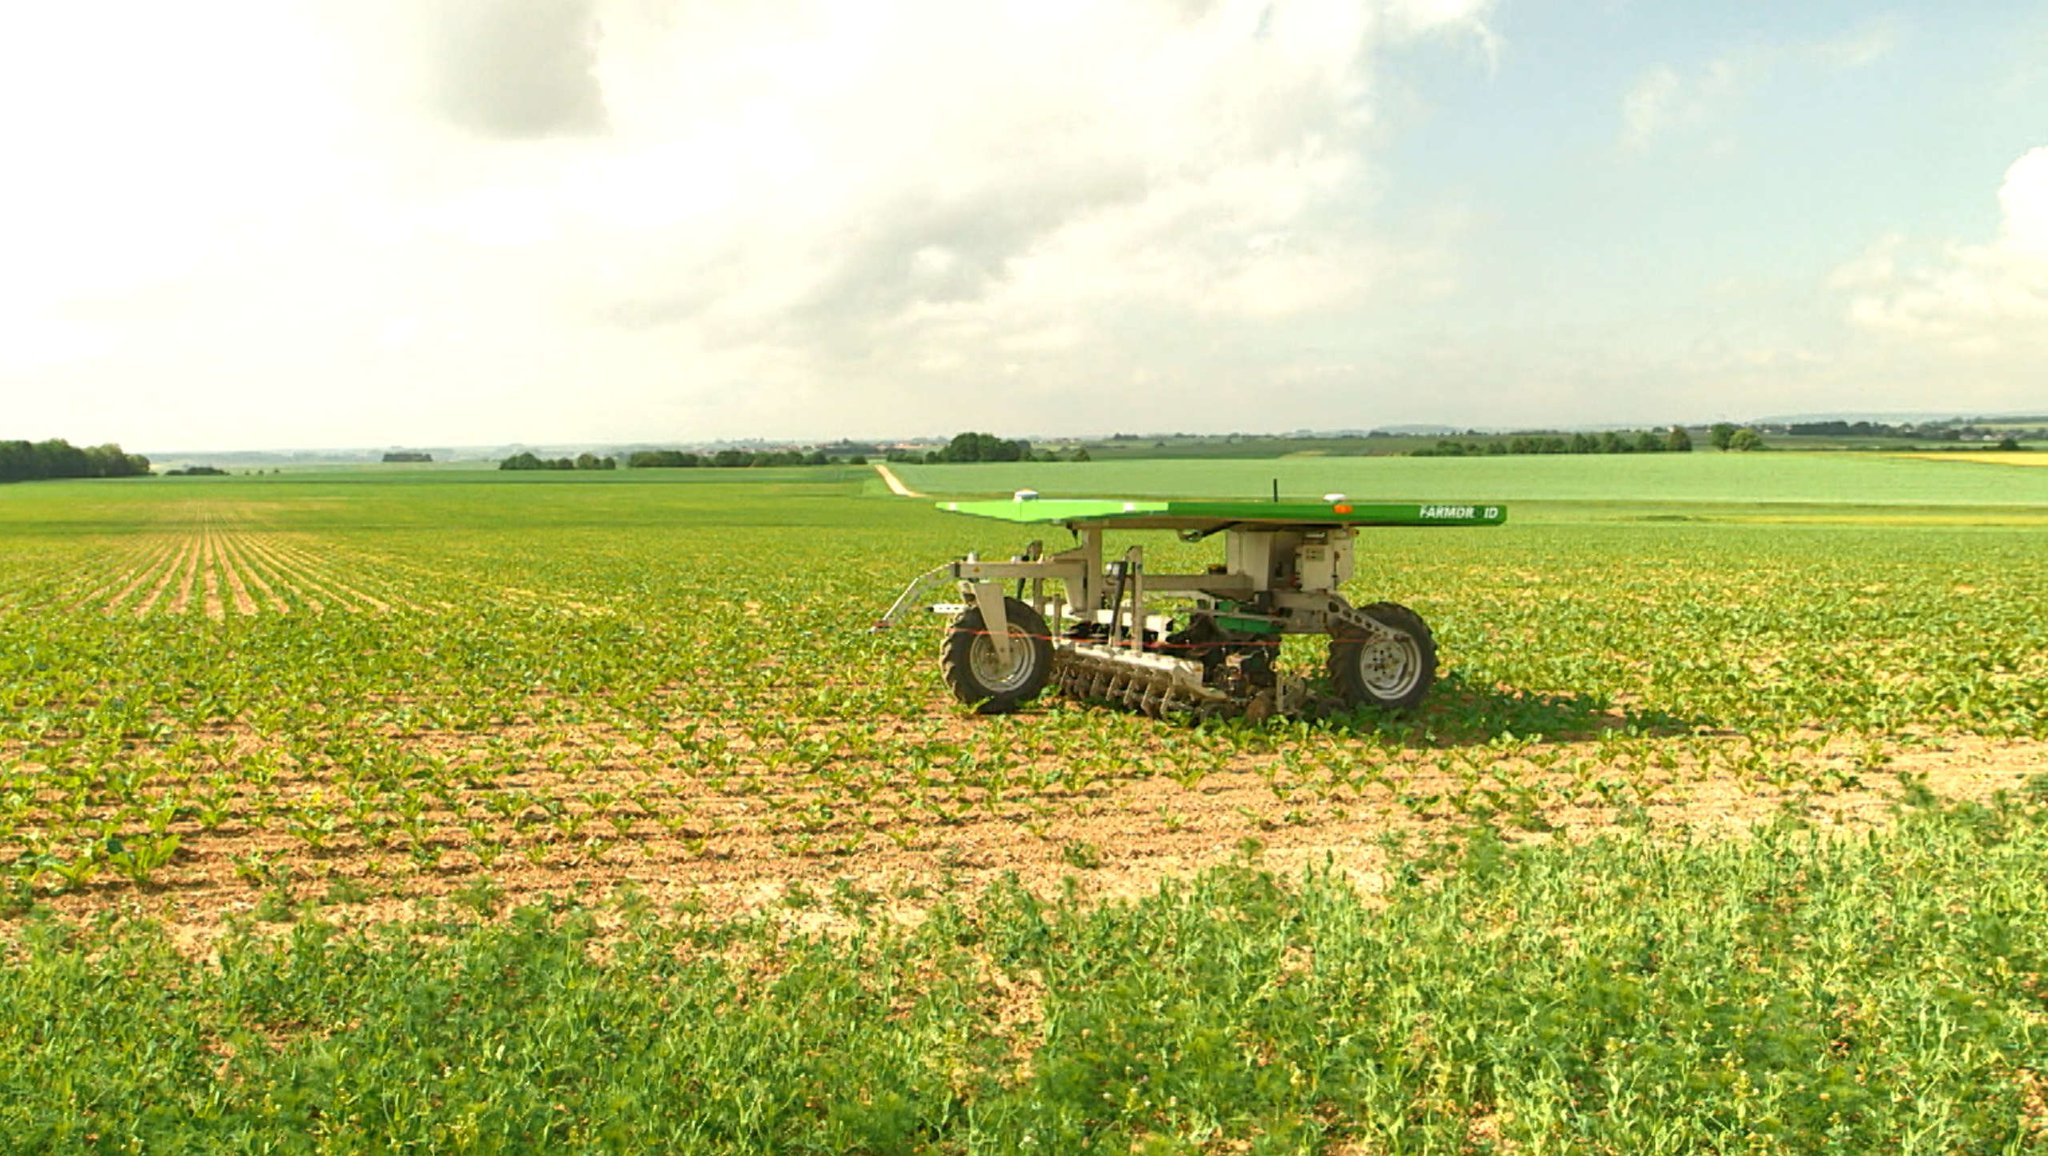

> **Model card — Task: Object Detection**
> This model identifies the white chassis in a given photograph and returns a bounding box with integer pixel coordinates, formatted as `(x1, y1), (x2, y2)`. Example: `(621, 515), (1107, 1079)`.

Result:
(881, 522), (1412, 715)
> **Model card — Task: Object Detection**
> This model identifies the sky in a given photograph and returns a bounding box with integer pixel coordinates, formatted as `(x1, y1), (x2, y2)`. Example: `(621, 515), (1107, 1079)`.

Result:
(2, 1), (2044, 451)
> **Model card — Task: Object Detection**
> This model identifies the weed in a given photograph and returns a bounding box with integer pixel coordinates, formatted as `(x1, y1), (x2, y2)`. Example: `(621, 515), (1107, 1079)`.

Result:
(1061, 840), (1103, 870)
(451, 877), (504, 918)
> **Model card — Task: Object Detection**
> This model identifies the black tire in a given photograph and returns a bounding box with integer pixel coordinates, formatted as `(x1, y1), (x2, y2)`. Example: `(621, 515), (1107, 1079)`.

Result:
(1328, 602), (1437, 711)
(941, 597), (1053, 714)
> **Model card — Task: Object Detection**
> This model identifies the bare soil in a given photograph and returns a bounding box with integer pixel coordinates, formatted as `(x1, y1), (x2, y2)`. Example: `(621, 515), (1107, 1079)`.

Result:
(12, 713), (2042, 960)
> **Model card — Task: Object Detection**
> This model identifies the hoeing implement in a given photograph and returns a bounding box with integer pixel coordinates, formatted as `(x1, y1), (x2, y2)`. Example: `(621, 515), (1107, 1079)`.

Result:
(878, 494), (1506, 719)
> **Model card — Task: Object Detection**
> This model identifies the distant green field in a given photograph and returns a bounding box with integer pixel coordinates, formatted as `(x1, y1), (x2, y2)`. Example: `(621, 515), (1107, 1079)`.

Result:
(1053, 433), (1422, 459)
(896, 452), (2048, 519)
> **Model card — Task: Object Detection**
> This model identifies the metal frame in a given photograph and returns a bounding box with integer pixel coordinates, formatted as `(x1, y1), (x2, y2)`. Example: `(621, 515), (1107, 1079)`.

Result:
(882, 496), (1506, 717)
(879, 521), (1402, 714)
(932, 523), (1393, 644)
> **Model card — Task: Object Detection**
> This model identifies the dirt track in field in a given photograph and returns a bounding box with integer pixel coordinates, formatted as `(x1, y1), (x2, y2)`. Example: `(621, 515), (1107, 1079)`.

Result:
(873, 462), (925, 497)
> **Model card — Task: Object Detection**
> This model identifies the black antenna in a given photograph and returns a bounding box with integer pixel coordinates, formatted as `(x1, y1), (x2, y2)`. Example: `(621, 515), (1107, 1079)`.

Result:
(1271, 478), (1279, 503)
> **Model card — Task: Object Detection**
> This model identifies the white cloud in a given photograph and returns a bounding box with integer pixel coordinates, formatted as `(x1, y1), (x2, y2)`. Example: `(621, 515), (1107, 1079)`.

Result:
(0, 0), (1500, 446)
(1618, 59), (1745, 152)
(1810, 17), (1899, 71)
(1834, 147), (2048, 354)
(1383, 0), (1501, 68)
(1619, 65), (1681, 151)
(1618, 17), (1894, 153)
(2000, 147), (2048, 258)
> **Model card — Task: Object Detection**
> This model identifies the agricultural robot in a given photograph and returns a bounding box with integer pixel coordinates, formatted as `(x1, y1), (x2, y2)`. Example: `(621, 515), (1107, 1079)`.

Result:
(878, 495), (1506, 719)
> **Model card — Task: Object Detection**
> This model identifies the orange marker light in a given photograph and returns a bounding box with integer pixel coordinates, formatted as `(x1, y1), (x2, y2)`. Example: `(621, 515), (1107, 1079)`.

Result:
(1333, 503), (1353, 513)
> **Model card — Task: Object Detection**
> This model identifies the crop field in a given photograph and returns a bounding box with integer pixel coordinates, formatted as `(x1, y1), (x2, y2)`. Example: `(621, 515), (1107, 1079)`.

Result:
(3, 457), (2045, 1149)
(894, 450), (2048, 514)
(70, 511), (402, 620)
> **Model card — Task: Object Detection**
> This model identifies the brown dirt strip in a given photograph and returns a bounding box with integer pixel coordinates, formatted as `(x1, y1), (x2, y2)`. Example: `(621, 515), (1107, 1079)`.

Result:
(136, 536), (198, 618)
(167, 531), (202, 616)
(73, 547), (138, 609)
(67, 537), (156, 610)
(85, 537), (170, 598)
(264, 539), (387, 613)
(254, 536), (397, 613)
(228, 534), (324, 613)
(265, 537), (471, 616)
(240, 534), (371, 613)
(200, 526), (226, 622)
(234, 535), (343, 613)
(214, 529), (259, 616)
(265, 539), (437, 611)
(215, 531), (288, 614)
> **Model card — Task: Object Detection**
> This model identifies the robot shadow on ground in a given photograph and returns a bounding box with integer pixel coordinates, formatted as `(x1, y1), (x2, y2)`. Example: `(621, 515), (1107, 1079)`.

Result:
(1268, 672), (1703, 748)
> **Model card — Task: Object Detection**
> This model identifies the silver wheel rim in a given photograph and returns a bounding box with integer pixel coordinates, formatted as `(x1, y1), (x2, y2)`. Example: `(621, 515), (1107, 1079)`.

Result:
(968, 631), (1036, 693)
(1354, 633), (1423, 700)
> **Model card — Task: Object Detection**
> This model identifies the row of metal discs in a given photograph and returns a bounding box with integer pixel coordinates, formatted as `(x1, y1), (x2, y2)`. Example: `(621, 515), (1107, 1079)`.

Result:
(1049, 649), (1240, 720)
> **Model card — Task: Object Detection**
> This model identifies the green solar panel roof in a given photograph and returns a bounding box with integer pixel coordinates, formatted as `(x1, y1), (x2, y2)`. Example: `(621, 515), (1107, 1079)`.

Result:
(935, 497), (1505, 529)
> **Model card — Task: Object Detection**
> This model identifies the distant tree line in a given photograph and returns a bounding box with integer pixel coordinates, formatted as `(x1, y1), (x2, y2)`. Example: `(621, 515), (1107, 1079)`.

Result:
(382, 451), (433, 463)
(935, 432), (1031, 462)
(630, 433), (1079, 469)
(885, 432), (1057, 464)
(1708, 423), (1765, 452)
(499, 452), (617, 471)
(163, 465), (229, 477)
(0, 439), (152, 483)
(1412, 427), (1701, 458)
(1784, 420), (1913, 438)
(1772, 419), (2038, 442)
(628, 449), (838, 469)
